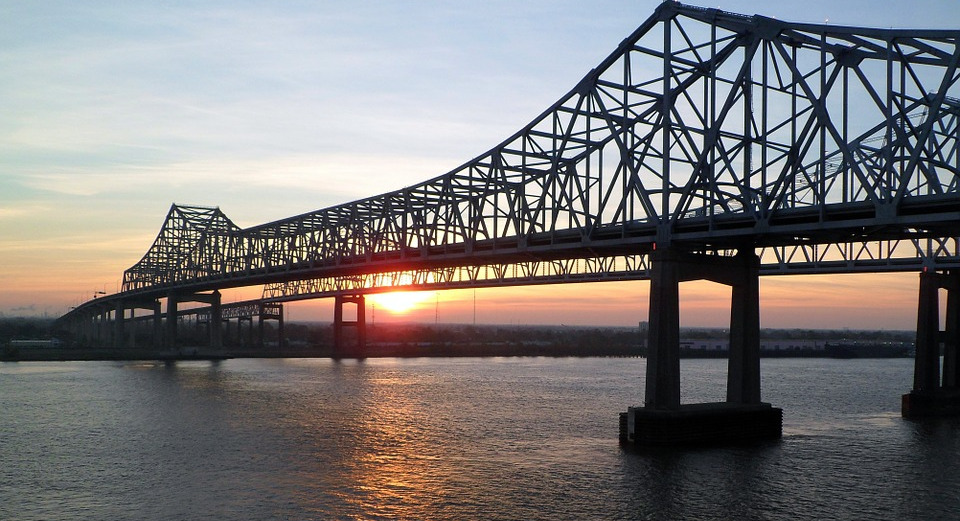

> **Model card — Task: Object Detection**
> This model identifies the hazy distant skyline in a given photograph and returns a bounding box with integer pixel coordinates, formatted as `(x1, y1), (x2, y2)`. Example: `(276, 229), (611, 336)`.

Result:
(2, 0), (958, 328)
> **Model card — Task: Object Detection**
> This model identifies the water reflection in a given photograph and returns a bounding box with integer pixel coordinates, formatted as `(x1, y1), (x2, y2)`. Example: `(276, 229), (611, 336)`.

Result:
(619, 441), (785, 521)
(4, 358), (959, 521)
(898, 417), (960, 520)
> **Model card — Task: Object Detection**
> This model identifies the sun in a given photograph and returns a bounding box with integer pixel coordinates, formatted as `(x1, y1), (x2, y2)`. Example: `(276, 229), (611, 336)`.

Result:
(369, 291), (435, 314)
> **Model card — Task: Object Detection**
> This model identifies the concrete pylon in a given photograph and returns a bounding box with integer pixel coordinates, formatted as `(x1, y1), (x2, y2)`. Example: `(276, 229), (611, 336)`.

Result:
(914, 270), (960, 390)
(644, 248), (763, 408)
(625, 247), (780, 446)
(333, 294), (366, 357)
(152, 300), (163, 349)
(209, 290), (222, 350)
(113, 301), (126, 349)
(166, 292), (179, 350)
(644, 250), (681, 410)
(727, 250), (761, 405)
(942, 274), (959, 389)
(903, 270), (960, 417)
(914, 272), (940, 392)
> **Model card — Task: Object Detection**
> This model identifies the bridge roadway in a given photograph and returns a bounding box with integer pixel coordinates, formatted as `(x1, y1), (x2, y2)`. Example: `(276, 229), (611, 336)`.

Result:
(56, 1), (960, 444)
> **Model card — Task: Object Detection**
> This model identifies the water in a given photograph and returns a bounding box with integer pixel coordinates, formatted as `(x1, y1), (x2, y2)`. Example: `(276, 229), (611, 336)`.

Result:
(1, 357), (958, 520)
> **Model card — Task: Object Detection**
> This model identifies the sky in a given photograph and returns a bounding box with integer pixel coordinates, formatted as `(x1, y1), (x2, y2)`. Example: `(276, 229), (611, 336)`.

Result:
(2, 0), (958, 329)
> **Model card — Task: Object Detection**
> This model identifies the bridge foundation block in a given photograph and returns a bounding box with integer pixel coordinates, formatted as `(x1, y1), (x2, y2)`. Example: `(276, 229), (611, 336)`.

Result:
(623, 248), (782, 446)
(620, 403), (783, 446)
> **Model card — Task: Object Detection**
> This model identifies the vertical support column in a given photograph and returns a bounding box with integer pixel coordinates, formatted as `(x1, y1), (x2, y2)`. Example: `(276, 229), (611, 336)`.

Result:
(105, 308), (115, 347)
(644, 250), (681, 410)
(166, 292), (179, 350)
(102, 308), (111, 346)
(333, 295), (367, 357)
(152, 300), (163, 348)
(903, 270), (960, 418)
(914, 272), (941, 393)
(356, 295), (367, 349)
(942, 272), (960, 388)
(257, 303), (265, 348)
(727, 252), (761, 405)
(222, 318), (231, 347)
(277, 305), (285, 349)
(237, 318), (245, 347)
(90, 310), (98, 346)
(333, 296), (344, 350)
(126, 308), (136, 348)
(94, 308), (103, 346)
(81, 313), (92, 346)
(195, 313), (203, 340)
(625, 248), (781, 445)
(92, 311), (101, 346)
(210, 291), (222, 350)
(114, 301), (126, 349)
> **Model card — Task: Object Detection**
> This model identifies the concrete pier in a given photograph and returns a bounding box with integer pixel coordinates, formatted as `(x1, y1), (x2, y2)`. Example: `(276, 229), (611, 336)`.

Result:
(902, 389), (960, 417)
(620, 403), (783, 446)
(333, 294), (366, 358)
(623, 248), (782, 446)
(902, 270), (960, 418)
(166, 291), (222, 352)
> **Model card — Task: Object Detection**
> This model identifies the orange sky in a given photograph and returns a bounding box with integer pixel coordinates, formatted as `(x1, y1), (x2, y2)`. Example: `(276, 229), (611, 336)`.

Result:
(268, 273), (923, 330)
(0, 235), (926, 330)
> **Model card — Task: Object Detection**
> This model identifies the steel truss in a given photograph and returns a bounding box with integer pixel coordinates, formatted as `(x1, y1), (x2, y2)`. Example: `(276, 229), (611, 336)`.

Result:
(261, 237), (960, 301)
(71, 2), (960, 316)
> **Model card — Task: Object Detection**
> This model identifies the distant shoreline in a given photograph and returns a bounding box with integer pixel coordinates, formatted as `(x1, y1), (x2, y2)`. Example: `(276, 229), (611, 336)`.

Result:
(3, 317), (916, 362)
(1, 343), (914, 362)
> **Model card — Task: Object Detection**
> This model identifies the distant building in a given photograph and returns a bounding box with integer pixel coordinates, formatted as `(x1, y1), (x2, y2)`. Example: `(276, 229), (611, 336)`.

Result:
(680, 339), (826, 352)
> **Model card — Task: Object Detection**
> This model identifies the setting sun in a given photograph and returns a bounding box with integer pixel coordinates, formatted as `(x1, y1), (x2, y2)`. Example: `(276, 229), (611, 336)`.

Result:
(369, 291), (435, 314)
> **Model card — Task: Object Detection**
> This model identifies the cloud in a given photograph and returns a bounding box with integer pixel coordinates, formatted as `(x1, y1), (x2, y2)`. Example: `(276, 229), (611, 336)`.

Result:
(0, 206), (38, 219)
(13, 151), (458, 208)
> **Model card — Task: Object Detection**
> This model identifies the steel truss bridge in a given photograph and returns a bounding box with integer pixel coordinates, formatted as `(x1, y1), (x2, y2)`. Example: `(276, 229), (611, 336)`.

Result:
(58, 2), (960, 426)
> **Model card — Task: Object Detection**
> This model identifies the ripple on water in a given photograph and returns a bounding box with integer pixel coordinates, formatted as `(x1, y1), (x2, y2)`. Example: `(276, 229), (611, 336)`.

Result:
(1, 358), (958, 521)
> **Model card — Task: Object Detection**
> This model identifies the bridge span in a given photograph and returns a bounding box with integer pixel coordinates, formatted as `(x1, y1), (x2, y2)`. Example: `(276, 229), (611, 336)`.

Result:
(57, 1), (960, 443)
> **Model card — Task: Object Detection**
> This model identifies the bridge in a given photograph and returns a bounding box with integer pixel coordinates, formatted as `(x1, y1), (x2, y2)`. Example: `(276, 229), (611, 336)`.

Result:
(56, 1), (960, 443)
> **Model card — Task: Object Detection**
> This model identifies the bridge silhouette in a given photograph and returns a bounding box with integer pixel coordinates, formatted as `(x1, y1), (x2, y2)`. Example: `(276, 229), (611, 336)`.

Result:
(57, 1), (960, 443)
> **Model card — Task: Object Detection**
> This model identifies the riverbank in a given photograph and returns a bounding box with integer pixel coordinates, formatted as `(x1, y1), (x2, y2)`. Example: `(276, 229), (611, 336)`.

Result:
(3, 317), (915, 362)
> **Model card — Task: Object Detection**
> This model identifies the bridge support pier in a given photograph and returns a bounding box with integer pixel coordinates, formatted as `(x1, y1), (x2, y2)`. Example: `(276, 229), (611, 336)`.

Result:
(257, 303), (284, 349)
(94, 306), (110, 347)
(79, 312), (94, 347)
(165, 291), (223, 355)
(113, 301), (126, 349)
(238, 316), (253, 347)
(166, 292), (179, 350)
(621, 248), (781, 446)
(902, 270), (960, 418)
(333, 294), (366, 358)
(152, 300), (163, 349)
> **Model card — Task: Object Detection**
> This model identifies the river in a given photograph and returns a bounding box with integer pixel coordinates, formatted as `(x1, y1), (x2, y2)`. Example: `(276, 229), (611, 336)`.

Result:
(1, 357), (958, 520)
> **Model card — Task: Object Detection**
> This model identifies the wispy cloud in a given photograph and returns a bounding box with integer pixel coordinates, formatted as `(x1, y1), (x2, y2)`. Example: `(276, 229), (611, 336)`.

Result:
(0, 205), (45, 219)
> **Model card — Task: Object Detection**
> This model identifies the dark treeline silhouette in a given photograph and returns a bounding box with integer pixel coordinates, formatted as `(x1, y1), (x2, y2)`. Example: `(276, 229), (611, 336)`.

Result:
(0, 317), (54, 344)
(1, 316), (915, 360)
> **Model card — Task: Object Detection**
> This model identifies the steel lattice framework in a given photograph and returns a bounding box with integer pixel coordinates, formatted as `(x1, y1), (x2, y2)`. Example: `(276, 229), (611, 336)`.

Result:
(72, 1), (960, 312)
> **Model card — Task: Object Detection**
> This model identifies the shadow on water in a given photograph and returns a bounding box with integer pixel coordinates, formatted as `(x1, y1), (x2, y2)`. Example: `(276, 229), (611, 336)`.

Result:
(899, 416), (960, 519)
(618, 440), (785, 521)
(615, 414), (960, 521)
